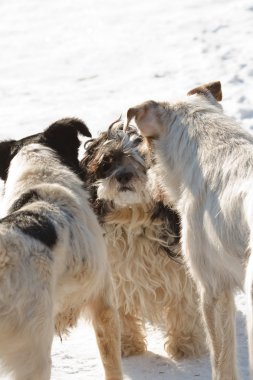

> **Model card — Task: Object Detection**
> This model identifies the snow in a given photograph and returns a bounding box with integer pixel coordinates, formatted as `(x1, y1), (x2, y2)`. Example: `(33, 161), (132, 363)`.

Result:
(0, 0), (253, 378)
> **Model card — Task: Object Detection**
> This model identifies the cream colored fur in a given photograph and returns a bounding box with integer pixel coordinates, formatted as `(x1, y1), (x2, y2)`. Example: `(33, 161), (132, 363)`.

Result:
(128, 92), (253, 380)
(82, 122), (206, 360)
(103, 200), (206, 359)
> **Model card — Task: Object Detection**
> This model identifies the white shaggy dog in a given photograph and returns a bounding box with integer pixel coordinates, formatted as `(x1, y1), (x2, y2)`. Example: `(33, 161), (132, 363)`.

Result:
(0, 118), (122, 380)
(127, 81), (253, 380)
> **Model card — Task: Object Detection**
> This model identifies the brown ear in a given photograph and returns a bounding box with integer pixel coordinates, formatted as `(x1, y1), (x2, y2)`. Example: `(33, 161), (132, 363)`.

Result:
(187, 81), (222, 101)
(126, 100), (161, 138)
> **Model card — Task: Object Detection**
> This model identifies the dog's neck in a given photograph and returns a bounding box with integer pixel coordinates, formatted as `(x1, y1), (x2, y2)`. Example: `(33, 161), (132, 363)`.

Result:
(103, 201), (153, 226)
(150, 100), (224, 207)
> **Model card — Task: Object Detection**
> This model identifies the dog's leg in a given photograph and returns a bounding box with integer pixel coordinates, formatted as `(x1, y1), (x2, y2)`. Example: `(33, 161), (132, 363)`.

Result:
(200, 291), (221, 371)
(245, 252), (253, 379)
(13, 347), (52, 380)
(1, 295), (54, 380)
(200, 288), (239, 380)
(119, 308), (147, 357)
(9, 324), (53, 380)
(89, 287), (123, 380)
(182, 207), (239, 380)
(163, 284), (206, 359)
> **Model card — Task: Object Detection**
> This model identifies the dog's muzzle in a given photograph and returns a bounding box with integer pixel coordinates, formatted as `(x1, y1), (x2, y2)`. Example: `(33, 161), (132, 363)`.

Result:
(115, 170), (133, 186)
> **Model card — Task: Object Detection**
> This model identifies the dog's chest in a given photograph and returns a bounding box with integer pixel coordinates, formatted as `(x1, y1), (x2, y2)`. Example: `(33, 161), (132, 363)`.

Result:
(105, 221), (151, 256)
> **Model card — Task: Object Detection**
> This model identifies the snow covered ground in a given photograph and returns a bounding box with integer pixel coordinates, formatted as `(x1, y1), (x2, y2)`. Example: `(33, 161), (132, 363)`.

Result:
(0, 0), (253, 378)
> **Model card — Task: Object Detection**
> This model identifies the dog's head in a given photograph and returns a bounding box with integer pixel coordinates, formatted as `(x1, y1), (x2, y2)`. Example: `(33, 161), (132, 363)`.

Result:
(0, 118), (91, 181)
(126, 81), (223, 140)
(126, 81), (223, 204)
(81, 119), (152, 207)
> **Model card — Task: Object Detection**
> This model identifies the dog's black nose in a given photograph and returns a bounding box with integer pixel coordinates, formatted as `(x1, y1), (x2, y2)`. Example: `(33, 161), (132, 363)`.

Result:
(116, 171), (133, 185)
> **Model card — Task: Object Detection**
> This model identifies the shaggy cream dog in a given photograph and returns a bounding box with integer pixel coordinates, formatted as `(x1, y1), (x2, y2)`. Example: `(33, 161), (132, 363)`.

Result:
(81, 120), (206, 360)
(127, 81), (253, 380)
(0, 118), (122, 380)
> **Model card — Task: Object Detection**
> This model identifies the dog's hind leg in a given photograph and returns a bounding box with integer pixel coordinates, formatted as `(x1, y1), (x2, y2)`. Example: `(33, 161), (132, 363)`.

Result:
(119, 308), (147, 357)
(7, 321), (54, 380)
(245, 252), (253, 379)
(89, 284), (123, 380)
(200, 288), (239, 380)
(13, 346), (52, 380)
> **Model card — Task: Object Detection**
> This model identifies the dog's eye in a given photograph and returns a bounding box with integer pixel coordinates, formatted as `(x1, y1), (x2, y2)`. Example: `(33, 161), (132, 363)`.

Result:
(132, 137), (143, 147)
(99, 158), (113, 176)
(101, 161), (111, 171)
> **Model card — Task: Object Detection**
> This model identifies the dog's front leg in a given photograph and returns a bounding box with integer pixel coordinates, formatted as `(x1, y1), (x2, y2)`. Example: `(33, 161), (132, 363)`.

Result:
(89, 288), (123, 380)
(119, 308), (147, 357)
(200, 288), (239, 380)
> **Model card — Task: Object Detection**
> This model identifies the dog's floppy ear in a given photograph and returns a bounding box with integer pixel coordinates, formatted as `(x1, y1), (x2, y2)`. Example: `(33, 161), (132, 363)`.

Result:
(0, 140), (15, 181)
(187, 81), (222, 101)
(44, 117), (91, 140)
(126, 100), (161, 138)
(43, 117), (91, 174)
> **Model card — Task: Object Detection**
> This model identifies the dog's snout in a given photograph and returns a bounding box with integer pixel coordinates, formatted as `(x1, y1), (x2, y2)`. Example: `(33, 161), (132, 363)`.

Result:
(116, 171), (133, 185)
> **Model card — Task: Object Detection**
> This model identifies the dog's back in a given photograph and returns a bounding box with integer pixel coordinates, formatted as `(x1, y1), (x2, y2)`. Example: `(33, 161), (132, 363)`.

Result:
(0, 119), (122, 380)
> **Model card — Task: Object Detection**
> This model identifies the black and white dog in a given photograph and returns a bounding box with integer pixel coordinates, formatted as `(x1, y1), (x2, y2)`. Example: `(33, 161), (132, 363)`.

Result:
(0, 118), (122, 380)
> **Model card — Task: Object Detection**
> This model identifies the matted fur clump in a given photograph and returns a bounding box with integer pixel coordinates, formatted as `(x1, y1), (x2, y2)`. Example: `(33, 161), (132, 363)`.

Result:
(0, 118), (122, 380)
(81, 120), (206, 359)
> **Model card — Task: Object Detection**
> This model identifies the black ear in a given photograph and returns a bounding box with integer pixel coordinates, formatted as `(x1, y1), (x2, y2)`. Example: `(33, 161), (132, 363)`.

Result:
(43, 118), (91, 176)
(0, 140), (15, 181)
(44, 117), (91, 140)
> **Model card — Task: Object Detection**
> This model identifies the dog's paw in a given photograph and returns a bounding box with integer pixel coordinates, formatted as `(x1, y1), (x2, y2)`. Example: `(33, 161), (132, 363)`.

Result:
(121, 339), (147, 357)
(165, 335), (207, 360)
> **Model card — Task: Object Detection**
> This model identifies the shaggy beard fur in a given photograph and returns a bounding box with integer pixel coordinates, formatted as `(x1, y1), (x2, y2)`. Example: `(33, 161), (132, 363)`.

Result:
(81, 121), (206, 359)
(0, 119), (122, 380)
(126, 81), (253, 380)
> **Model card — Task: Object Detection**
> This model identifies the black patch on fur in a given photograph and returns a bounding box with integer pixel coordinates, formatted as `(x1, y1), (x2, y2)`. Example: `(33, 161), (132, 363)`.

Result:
(85, 185), (109, 222)
(0, 140), (16, 181)
(9, 190), (41, 213)
(151, 202), (181, 261)
(152, 202), (180, 236)
(0, 210), (57, 248)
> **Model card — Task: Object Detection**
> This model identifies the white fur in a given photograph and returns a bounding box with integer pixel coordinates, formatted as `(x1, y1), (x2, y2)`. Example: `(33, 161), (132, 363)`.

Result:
(96, 176), (151, 206)
(131, 94), (253, 380)
(0, 143), (122, 380)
